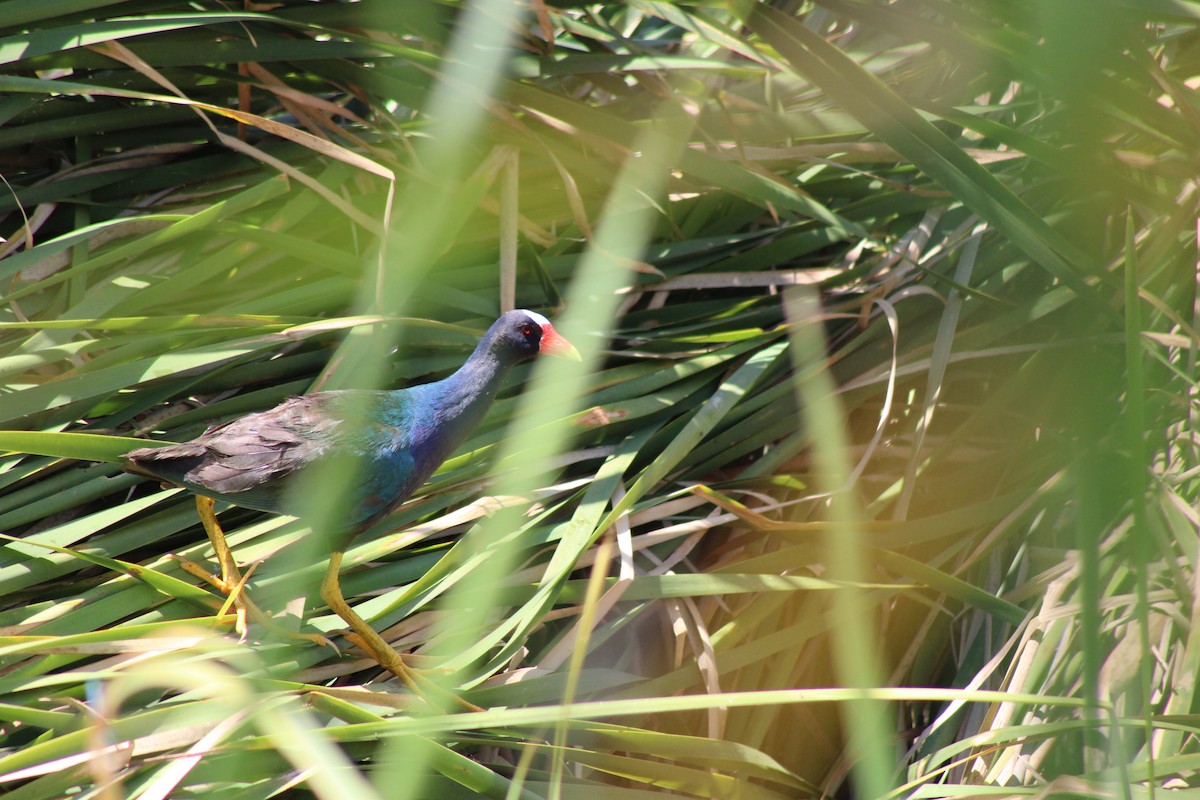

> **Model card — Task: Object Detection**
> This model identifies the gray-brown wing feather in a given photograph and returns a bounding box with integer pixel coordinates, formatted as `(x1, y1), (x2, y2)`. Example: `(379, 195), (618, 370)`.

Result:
(124, 394), (345, 502)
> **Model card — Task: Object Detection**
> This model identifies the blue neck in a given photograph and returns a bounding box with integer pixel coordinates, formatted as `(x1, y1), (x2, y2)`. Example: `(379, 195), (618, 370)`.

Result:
(398, 336), (517, 466)
(429, 339), (510, 424)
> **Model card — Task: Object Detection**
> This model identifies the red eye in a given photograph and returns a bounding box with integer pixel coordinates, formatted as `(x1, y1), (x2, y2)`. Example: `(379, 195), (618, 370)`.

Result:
(519, 323), (535, 336)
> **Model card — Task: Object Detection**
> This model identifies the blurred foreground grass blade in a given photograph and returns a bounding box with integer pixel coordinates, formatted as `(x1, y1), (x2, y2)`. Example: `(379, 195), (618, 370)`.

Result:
(787, 287), (893, 798)
(430, 98), (699, 688)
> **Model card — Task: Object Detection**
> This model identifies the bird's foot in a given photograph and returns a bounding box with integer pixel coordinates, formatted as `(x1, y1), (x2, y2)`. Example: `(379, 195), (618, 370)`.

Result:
(341, 631), (482, 713)
(171, 553), (253, 637)
(244, 610), (341, 651)
(171, 554), (335, 650)
(277, 628), (339, 652)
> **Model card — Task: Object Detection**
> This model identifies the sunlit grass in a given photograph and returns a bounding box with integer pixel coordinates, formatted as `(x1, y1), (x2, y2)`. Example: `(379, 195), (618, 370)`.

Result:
(0, 2), (1196, 799)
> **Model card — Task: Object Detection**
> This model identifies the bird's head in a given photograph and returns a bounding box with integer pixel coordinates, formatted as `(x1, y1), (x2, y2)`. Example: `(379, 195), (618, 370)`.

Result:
(488, 309), (581, 365)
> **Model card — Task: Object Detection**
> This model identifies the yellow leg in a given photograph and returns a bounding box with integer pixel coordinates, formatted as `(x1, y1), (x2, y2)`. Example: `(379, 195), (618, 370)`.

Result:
(321, 551), (481, 712)
(196, 496), (242, 586)
(193, 496), (331, 648)
(195, 496), (250, 635)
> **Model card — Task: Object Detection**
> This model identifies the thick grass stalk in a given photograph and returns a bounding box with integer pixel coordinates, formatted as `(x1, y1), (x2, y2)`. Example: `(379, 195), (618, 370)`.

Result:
(786, 287), (894, 799)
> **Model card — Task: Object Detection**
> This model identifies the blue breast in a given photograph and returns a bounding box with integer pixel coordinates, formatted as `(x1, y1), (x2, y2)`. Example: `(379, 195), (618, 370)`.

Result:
(337, 384), (475, 527)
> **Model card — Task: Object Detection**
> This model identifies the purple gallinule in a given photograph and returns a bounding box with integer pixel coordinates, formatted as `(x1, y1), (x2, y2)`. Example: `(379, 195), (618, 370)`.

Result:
(123, 310), (579, 695)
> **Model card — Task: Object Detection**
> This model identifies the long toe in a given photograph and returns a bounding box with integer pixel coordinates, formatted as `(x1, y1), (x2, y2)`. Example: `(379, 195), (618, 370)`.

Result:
(341, 631), (482, 713)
